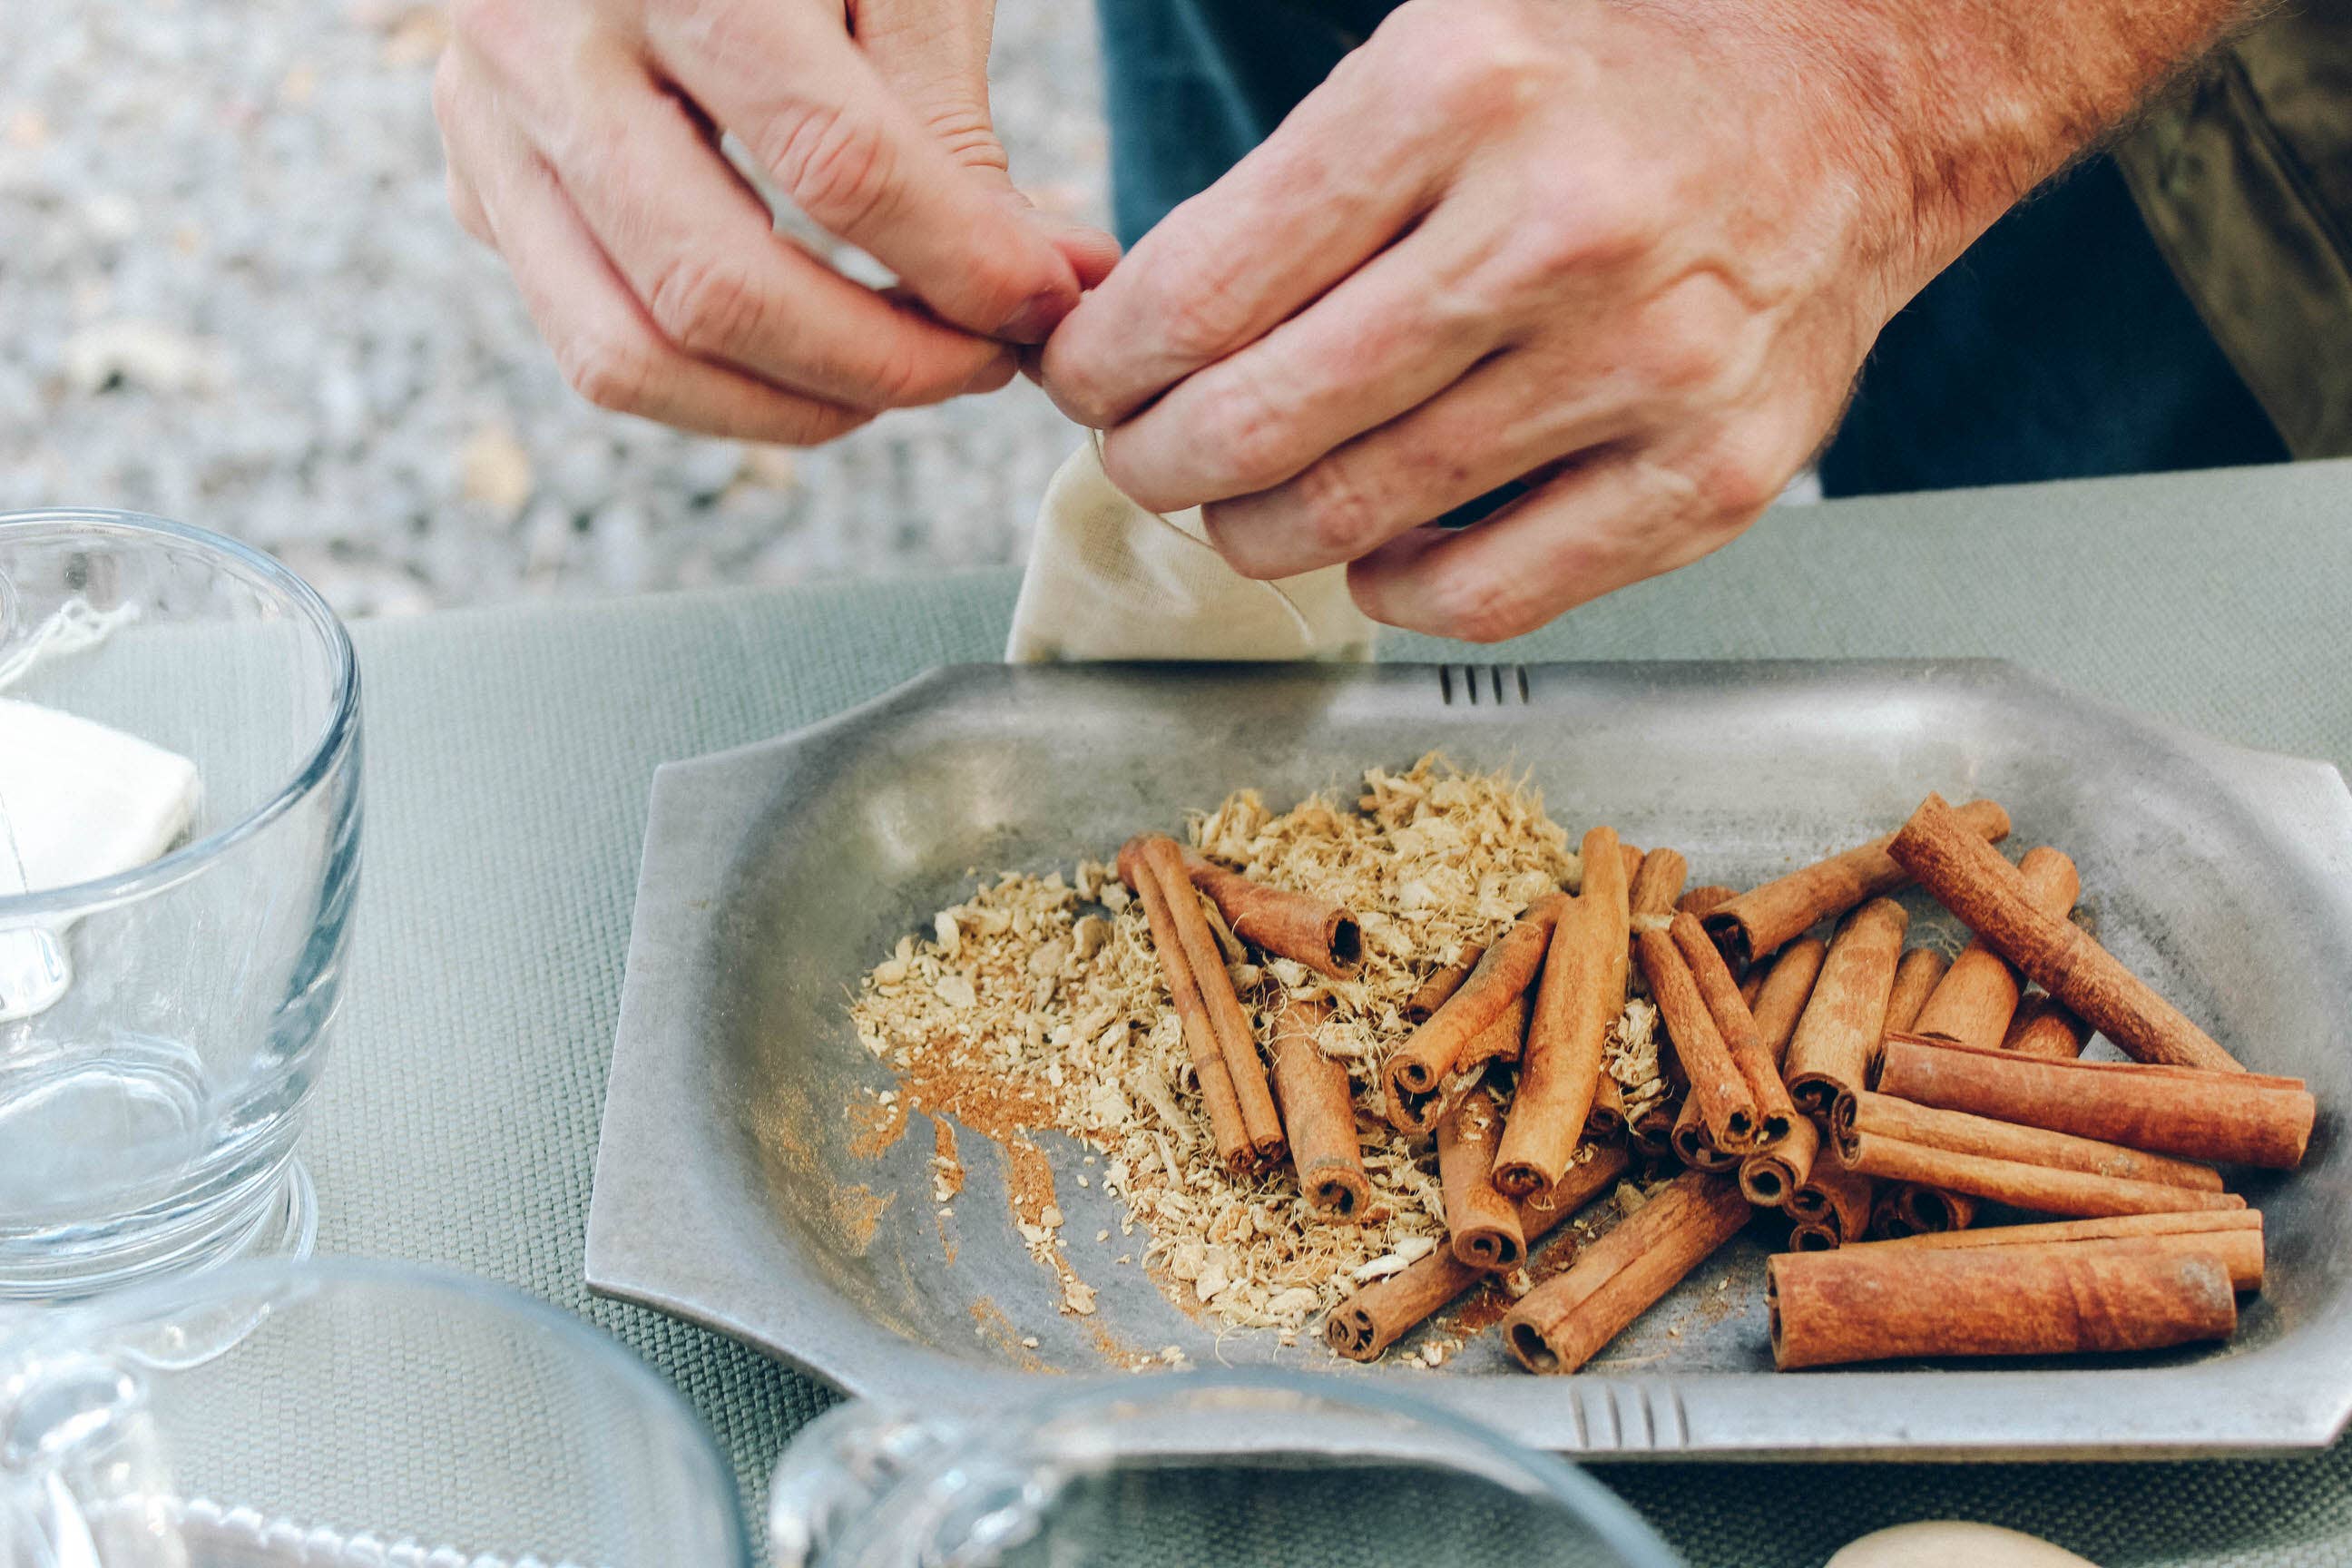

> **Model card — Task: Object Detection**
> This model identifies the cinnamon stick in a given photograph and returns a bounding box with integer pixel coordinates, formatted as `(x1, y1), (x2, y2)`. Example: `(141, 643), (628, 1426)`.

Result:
(1769, 1243), (2237, 1368)
(1387, 1000), (1525, 1139)
(2003, 993), (2093, 1060)
(1749, 936), (1827, 1069)
(1630, 847), (1689, 927)
(1740, 1116), (1819, 1207)
(1678, 885), (1739, 917)
(1631, 1092), (1683, 1160)
(1640, 926), (1761, 1153)
(1323, 1144), (1632, 1361)
(1455, 998), (1530, 1073)
(1782, 898), (1908, 1119)
(1701, 797), (2010, 974)
(1439, 1086), (1525, 1269)
(1875, 1033), (2312, 1169)
(1671, 1091), (1740, 1172)
(1867, 1186), (1916, 1240)
(1912, 846), (2080, 1050)
(1181, 849), (1363, 979)
(1385, 894), (1568, 1130)
(1494, 828), (1630, 1196)
(1887, 793), (2242, 1073)
(1125, 835), (1287, 1163)
(1404, 946), (1483, 1024)
(1504, 1171), (1752, 1373)
(1891, 1184), (1975, 1235)
(1867, 1210), (2264, 1291)
(1835, 1128), (2245, 1219)
(1884, 947), (1950, 1034)
(1839, 1091), (2225, 1191)
(1269, 994), (1371, 1221)
(1739, 965), (1769, 1008)
(1118, 838), (1252, 1170)
(1672, 911), (1798, 1147)
(1787, 1160), (1876, 1246)
(1586, 1075), (1627, 1142)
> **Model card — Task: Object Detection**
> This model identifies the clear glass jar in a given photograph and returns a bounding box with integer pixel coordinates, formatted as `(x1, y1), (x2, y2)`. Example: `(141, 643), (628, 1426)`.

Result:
(769, 1370), (1684, 1568)
(0, 512), (361, 1298)
(0, 1258), (748, 1566)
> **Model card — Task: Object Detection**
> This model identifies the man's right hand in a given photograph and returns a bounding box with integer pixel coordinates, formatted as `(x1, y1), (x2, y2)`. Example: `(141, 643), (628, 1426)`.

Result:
(435, 0), (1115, 445)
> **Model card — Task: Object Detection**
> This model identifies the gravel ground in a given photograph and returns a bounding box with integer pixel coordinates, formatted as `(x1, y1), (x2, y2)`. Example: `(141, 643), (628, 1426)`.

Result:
(0, 0), (1110, 616)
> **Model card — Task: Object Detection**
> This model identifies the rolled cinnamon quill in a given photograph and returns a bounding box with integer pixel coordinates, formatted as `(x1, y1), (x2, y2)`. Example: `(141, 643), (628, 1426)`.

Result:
(1678, 885), (1739, 917)
(1640, 926), (1760, 1154)
(1123, 835), (1286, 1165)
(1586, 1075), (1628, 1142)
(1888, 793), (2242, 1073)
(1740, 1115), (1818, 1207)
(1839, 1091), (2224, 1191)
(1181, 849), (1363, 979)
(1439, 1086), (1525, 1269)
(1749, 936), (1826, 1069)
(1891, 1183), (1975, 1235)
(1868, 1210), (2264, 1291)
(1324, 1144), (1632, 1361)
(1494, 828), (1631, 1196)
(1911, 846), (2080, 1050)
(1701, 797), (2010, 975)
(1884, 946), (1949, 1034)
(1671, 1091), (1740, 1171)
(1118, 838), (1253, 1170)
(1631, 1093), (1683, 1160)
(1504, 1171), (1752, 1374)
(1405, 946), (1483, 1023)
(1672, 912), (1798, 1147)
(1630, 847), (1689, 929)
(1835, 1129), (2244, 1219)
(1768, 1242), (2237, 1369)
(1269, 995), (1371, 1222)
(2003, 993), (2094, 1060)
(1782, 898), (1908, 1119)
(1385, 894), (1567, 1131)
(1787, 1160), (1876, 1246)
(1875, 1034), (2312, 1169)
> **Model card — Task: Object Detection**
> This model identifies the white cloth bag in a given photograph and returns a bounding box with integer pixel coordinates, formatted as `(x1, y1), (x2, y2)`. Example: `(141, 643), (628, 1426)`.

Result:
(1005, 437), (1377, 662)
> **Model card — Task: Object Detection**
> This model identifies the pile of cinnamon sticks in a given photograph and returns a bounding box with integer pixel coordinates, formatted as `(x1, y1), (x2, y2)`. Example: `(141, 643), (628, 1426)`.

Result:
(1120, 790), (2316, 1376)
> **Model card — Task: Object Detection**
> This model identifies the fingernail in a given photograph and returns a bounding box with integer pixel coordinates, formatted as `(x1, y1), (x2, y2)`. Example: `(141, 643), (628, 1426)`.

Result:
(996, 288), (1071, 345)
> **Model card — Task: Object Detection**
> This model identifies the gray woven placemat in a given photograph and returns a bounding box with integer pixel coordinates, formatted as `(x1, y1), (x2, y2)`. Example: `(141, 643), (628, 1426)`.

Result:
(316, 458), (2352, 1566)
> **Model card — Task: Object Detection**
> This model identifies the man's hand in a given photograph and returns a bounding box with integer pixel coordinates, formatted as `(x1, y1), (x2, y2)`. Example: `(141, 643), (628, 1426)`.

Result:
(1039, 0), (2243, 640)
(436, 0), (1118, 444)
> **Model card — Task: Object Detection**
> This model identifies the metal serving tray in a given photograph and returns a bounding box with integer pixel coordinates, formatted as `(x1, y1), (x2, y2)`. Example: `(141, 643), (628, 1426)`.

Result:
(586, 661), (2352, 1460)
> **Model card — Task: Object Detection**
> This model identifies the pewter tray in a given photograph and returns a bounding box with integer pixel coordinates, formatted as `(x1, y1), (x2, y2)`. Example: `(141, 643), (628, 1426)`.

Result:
(586, 662), (2352, 1460)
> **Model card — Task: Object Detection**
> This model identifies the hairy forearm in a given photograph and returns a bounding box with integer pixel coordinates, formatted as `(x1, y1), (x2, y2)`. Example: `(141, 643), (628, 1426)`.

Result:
(1798, 0), (2259, 268)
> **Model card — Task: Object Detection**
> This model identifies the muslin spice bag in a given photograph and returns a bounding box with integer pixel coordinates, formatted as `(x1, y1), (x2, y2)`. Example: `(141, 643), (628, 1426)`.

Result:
(1005, 436), (1377, 662)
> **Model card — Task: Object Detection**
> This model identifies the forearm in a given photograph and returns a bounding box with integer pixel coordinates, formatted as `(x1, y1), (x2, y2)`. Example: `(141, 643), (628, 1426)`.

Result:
(1661, 0), (2259, 295)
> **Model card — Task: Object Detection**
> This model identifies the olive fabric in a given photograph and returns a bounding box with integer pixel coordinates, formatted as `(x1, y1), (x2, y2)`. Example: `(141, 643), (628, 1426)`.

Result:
(2112, 0), (2352, 459)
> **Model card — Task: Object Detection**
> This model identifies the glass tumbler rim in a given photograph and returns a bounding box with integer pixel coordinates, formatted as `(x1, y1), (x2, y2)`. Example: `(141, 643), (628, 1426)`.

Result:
(0, 507), (360, 922)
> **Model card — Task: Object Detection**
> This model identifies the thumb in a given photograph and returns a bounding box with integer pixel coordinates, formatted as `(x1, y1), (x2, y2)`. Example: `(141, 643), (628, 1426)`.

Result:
(856, 0), (1121, 287)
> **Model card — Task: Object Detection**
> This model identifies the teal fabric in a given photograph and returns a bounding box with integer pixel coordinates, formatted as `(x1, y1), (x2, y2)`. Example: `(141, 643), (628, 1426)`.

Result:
(320, 457), (2352, 1566)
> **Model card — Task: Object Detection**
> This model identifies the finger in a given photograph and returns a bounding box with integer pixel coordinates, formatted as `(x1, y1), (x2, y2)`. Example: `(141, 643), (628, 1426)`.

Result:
(1097, 221), (1509, 515)
(647, 3), (1082, 341)
(1195, 346), (1642, 580)
(1028, 206), (1122, 289)
(434, 54), (496, 245)
(1038, 43), (1449, 426)
(452, 97), (869, 446)
(548, 66), (1014, 409)
(1345, 448), (1757, 642)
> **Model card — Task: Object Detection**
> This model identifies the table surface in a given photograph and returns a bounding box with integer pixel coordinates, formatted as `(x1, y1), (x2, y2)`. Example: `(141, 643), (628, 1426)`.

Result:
(321, 456), (2352, 1568)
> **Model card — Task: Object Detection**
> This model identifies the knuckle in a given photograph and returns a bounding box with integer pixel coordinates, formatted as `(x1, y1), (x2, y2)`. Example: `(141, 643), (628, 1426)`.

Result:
(1684, 426), (1787, 521)
(1198, 367), (1300, 492)
(1295, 457), (1384, 561)
(645, 253), (767, 359)
(560, 331), (658, 415)
(1433, 572), (1549, 644)
(755, 102), (899, 234)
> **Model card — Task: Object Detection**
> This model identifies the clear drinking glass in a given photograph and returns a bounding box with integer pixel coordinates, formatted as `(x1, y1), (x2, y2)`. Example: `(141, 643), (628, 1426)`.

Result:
(769, 1371), (1685, 1568)
(0, 1258), (750, 1566)
(0, 512), (361, 1299)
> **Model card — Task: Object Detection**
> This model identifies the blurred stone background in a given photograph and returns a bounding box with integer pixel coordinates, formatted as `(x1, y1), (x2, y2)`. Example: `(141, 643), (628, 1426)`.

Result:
(0, 0), (1109, 615)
